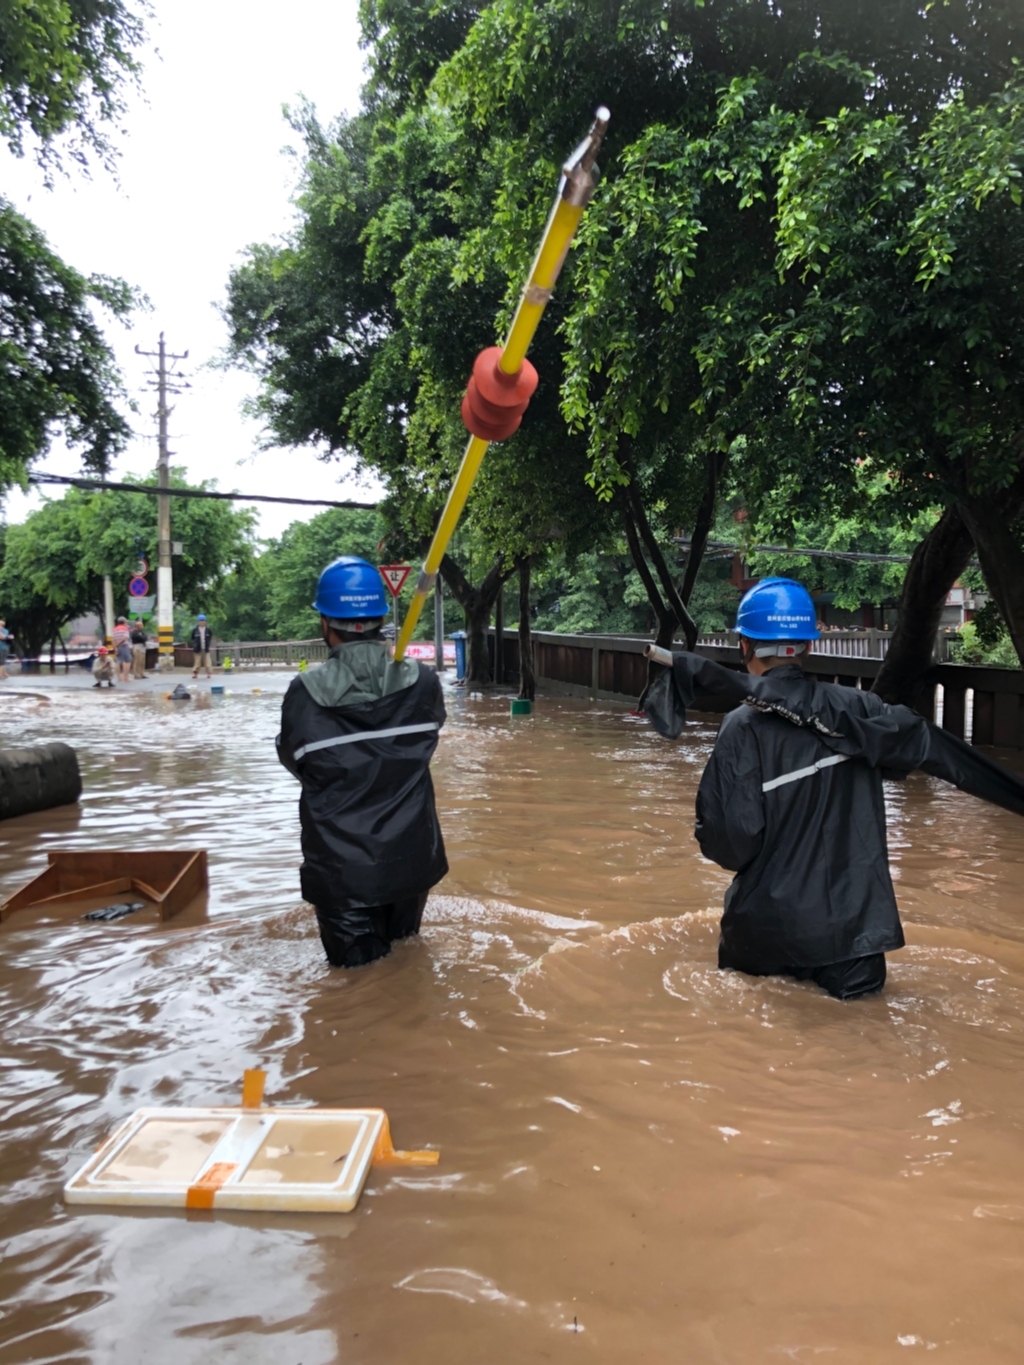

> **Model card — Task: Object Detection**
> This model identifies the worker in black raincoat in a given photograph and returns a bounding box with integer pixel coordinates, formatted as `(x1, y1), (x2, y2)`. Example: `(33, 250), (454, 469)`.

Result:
(644, 577), (1024, 1000)
(277, 556), (448, 967)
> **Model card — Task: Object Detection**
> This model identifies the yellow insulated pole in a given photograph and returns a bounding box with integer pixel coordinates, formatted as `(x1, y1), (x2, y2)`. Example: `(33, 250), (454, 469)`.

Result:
(394, 107), (610, 663)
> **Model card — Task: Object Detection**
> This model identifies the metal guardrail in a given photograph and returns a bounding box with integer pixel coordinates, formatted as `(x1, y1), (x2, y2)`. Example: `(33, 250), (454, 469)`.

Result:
(210, 638), (329, 668)
(698, 629), (897, 657)
(696, 628), (958, 663)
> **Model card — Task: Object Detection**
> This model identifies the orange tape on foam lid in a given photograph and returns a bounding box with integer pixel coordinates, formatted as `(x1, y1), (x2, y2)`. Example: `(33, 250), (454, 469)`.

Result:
(241, 1068), (266, 1108)
(184, 1070), (263, 1210)
(185, 1161), (239, 1209)
(371, 1112), (439, 1167)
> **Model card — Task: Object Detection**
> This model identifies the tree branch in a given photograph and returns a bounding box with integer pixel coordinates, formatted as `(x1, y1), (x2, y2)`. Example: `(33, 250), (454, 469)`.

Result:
(620, 494), (666, 624)
(872, 503), (975, 705)
(437, 551), (474, 609)
(620, 442), (698, 648)
(680, 447), (730, 608)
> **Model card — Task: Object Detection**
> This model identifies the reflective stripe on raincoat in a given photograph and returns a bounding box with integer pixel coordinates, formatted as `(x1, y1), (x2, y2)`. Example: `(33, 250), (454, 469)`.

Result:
(277, 647), (448, 912)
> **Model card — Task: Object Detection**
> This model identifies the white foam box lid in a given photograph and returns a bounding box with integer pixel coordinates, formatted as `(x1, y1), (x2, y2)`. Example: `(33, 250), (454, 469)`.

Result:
(64, 1105), (386, 1212)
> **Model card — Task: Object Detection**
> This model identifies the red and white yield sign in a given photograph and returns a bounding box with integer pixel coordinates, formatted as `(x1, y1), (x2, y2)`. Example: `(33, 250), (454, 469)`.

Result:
(378, 564), (412, 598)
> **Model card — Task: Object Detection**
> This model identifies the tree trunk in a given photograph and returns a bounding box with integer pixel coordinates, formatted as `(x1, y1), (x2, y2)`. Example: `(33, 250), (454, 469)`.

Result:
(465, 599), (491, 683)
(437, 551), (513, 685)
(621, 497), (677, 648)
(16, 613), (57, 658)
(620, 442), (698, 648)
(494, 582), (505, 685)
(872, 504), (975, 706)
(517, 557), (536, 701)
(621, 498), (678, 710)
(957, 491), (1024, 666)
(680, 447), (730, 609)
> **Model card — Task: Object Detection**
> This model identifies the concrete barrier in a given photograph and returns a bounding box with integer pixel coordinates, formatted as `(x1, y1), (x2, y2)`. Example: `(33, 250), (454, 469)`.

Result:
(0, 743), (82, 821)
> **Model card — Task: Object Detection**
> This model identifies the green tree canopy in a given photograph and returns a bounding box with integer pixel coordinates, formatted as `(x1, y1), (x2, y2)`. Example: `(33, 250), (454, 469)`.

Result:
(0, 0), (148, 173)
(227, 0), (1024, 690)
(83, 471), (257, 608)
(0, 0), (148, 496)
(0, 494), (87, 653)
(0, 473), (256, 653)
(0, 200), (134, 489)
(216, 506), (402, 642)
(262, 506), (384, 640)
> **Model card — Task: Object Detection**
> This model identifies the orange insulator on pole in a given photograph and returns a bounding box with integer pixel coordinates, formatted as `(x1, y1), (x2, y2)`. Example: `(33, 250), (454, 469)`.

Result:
(461, 346), (540, 442)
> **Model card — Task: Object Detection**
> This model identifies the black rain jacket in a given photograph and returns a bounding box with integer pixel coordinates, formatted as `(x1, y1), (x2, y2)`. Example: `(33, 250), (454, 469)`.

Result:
(645, 654), (1024, 974)
(277, 645), (448, 911)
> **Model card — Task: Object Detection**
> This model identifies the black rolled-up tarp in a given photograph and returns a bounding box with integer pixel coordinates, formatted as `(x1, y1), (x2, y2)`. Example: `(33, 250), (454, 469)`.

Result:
(0, 743), (82, 821)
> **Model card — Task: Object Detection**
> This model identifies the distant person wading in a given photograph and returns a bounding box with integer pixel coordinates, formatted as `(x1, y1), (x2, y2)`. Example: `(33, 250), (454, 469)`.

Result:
(276, 556), (448, 968)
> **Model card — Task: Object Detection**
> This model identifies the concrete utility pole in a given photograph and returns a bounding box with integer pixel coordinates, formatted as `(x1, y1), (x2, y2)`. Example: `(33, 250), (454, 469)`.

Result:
(135, 333), (188, 671)
(102, 576), (115, 648)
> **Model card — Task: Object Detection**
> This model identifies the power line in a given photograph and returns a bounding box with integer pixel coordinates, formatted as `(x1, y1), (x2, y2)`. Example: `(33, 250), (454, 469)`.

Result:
(26, 472), (380, 511)
(676, 536), (980, 569)
(24, 479), (968, 564)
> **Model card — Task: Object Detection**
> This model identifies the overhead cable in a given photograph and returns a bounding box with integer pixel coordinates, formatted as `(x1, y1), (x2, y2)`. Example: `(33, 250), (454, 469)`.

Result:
(676, 536), (979, 569)
(25, 472), (379, 511)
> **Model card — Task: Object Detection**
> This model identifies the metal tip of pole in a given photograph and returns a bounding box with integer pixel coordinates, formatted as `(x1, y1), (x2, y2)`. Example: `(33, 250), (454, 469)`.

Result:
(561, 109), (611, 204)
(579, 107), (610, 174)
(564, 110), (610, 174)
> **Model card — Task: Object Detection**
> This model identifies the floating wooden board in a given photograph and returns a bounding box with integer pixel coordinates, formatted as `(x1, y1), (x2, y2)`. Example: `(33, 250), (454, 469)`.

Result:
(0, 850), (208, 923)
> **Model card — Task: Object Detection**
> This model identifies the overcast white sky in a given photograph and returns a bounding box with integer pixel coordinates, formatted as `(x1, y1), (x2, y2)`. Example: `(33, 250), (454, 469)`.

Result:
(1, 0), (383, 540)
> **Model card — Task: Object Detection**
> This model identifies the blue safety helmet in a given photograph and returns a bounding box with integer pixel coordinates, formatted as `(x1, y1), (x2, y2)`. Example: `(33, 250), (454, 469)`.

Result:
(312, 556), (388, 619)
(735, 577), (820, 641)
(197, 613), (206, 621)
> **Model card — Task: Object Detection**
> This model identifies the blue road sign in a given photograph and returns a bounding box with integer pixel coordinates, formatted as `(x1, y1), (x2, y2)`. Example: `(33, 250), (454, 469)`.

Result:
(128, 576), (149, 597)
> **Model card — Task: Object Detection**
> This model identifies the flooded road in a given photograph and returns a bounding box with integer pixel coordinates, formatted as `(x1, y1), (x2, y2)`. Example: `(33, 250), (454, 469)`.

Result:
(2, 678), (1024, 1362)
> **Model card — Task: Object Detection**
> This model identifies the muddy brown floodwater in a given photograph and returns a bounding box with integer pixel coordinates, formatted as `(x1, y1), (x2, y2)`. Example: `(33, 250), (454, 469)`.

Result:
(3, 679), (1024, 1363)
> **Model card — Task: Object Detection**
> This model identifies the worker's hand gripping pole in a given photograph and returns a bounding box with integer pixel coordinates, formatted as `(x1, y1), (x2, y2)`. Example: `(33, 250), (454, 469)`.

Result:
(394, 108), (610, 662)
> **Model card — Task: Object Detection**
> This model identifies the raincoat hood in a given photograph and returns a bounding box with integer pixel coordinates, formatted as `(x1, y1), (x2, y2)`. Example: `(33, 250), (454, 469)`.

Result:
(299, 639), (419, 710)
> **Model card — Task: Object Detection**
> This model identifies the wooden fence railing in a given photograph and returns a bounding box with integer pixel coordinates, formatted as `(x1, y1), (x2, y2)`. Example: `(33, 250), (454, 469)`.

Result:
(172, 626), (1023, 749)
(487, 629), (1024, 750)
